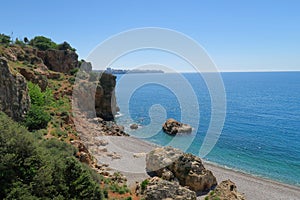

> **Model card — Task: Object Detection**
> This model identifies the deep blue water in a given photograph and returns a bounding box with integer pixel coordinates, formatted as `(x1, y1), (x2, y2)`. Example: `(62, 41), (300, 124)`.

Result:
(115, 72), (300, 186)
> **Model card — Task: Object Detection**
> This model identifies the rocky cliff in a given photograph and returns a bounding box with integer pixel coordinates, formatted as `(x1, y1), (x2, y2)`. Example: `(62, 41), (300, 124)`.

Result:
(0, 57), (30, 121)
(37, 49), (78, 73)
(95, 73), (117, 121)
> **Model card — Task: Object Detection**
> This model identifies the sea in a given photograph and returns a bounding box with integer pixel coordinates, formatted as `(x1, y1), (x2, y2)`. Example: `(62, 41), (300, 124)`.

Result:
(114, 72), (300, 186)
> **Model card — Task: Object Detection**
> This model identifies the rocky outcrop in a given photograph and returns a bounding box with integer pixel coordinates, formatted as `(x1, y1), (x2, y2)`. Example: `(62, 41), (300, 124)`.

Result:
(37, 49), (78, 73)
(0, 45), (46, 67)
(146, 146), (217, 193)
(205, 180), (246, 200)
(95, 73), (117, 121)
(130, 123), (139, 129)
(73, 72), (117, 121)
(18, 67), (48, 91)
(162, 118), (192, 135)
(0, 57), (30, 121)
(143, 177), (197, 200)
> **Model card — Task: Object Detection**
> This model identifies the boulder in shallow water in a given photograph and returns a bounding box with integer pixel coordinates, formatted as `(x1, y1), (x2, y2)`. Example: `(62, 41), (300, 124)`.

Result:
(162, 118), (192, 135)
(130, 123), (139, 129)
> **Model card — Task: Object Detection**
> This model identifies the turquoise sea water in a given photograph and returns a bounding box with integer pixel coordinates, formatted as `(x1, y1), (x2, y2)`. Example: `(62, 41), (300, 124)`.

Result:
(115, 72), (300, 186)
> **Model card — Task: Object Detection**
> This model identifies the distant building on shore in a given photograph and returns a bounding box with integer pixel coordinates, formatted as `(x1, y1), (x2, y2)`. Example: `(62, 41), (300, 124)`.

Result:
(104, 67), (164, 74)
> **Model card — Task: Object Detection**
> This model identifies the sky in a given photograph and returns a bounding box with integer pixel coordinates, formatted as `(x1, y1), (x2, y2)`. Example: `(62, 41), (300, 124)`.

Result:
(1, 0), (300, 72)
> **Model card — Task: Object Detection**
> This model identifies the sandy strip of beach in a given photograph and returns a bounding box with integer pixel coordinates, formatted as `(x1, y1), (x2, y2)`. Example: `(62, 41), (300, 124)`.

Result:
(95, 136), (300, 200)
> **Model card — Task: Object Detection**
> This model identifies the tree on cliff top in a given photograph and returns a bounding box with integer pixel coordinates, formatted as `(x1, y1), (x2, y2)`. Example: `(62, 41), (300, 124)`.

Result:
(29, 36), (57, 51)
(0, 33), (11, 45)
(57, 41), (76, 52)
(29, 36), (76, 52)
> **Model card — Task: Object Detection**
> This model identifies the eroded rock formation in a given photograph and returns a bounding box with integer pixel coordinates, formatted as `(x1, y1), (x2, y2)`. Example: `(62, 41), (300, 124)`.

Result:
(143, 177), (197, 200)
(0, 57), (30, 121)
(162, 118), (192, 135)
(146, 146), (217, 193)
(95, 73), (117, 121)
(205, 179), (246, 200)
(37, 49), (78, 73)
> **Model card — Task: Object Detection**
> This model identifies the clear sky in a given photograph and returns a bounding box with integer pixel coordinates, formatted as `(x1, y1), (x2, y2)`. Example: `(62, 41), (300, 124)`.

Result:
(1, 0), (300, 72)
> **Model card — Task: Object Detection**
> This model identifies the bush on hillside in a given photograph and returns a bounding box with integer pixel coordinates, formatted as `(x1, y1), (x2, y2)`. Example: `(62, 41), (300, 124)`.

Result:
(29, 36), (57, 51)
(0, 112), (105, 199)
(0, 33), (11, 45)
(24, 82), (52, 131)
(56, 41), (76, 52)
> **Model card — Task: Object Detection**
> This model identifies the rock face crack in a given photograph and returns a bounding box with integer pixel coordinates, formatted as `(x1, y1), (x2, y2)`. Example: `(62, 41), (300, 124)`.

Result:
(0, 57), (30, 121)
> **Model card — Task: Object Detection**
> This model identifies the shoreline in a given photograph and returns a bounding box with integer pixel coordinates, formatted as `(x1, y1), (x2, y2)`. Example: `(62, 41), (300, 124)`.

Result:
(202, 161), (300, 200)
(202, 159), (300, 189)
(95, 135), (300, 200)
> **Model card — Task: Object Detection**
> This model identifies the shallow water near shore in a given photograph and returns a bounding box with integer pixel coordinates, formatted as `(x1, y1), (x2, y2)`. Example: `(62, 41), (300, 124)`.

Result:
(115, 72), (300, 186)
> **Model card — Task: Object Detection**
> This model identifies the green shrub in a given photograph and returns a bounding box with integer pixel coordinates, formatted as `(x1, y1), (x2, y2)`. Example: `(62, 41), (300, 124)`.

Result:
(0, 33), (11, 45)
(29, 36), (57, 51)
(56, 41), (76, 52)
(25, 82), (52, 131)
(14, 38), (26, 46)
(24, 105), (51, 131)
(141, 179), (149, 190)
(27, 82), (46, 106)
(70, 68), (79, 75)
(68, 76), (76, 84)
(0, 112), (105, 199)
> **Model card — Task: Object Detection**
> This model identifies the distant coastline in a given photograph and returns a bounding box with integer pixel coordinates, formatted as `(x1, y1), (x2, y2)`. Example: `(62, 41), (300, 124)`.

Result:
(93, 67), (164, 74)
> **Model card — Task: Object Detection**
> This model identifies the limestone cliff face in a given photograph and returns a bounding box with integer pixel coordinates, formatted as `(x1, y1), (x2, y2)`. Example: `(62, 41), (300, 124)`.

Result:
(37, 49), (78, 73)
(0, 57), (30, 121)
(73, 72), (117, 121)
(95, 73), (117, 121)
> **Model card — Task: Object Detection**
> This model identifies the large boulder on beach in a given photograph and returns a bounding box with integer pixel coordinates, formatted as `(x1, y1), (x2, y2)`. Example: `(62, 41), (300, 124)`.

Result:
(146, 146), (217, 193)
(205, 179), (246, 200)
(162, 118), (192, 135)
(143, 177), (197, 200)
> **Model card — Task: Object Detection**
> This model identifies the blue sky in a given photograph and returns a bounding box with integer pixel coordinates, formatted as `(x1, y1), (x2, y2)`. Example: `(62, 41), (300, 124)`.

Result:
(1, 0), (300, 71)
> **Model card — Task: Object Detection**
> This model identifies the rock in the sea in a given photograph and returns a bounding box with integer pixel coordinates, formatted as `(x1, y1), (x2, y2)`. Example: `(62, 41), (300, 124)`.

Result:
(146, 146), (217, 193)
(162, 118), (192, 135)
(130, 123), (139, 129)
(0, 57), (30, 121)
(95, 73), (117, 121)
(143, 177), (197, 200)
(205, 179), (246, 200)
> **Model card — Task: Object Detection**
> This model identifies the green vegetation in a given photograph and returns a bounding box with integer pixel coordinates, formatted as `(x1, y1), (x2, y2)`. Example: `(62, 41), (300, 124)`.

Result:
(0, 33), (11, 45)
(28, 36), (76, 52)
(29, 36), (57, 51)
(24, 82), (52, 131)
(57, 41), (76, 51)
(0, 112), (104, 199)
(0, 34), (132, 199)
(0, 33), (76, 53)
(141, 179), (149, 191)
(109, 183), (130, 194)
(204, 190), (221, 200)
